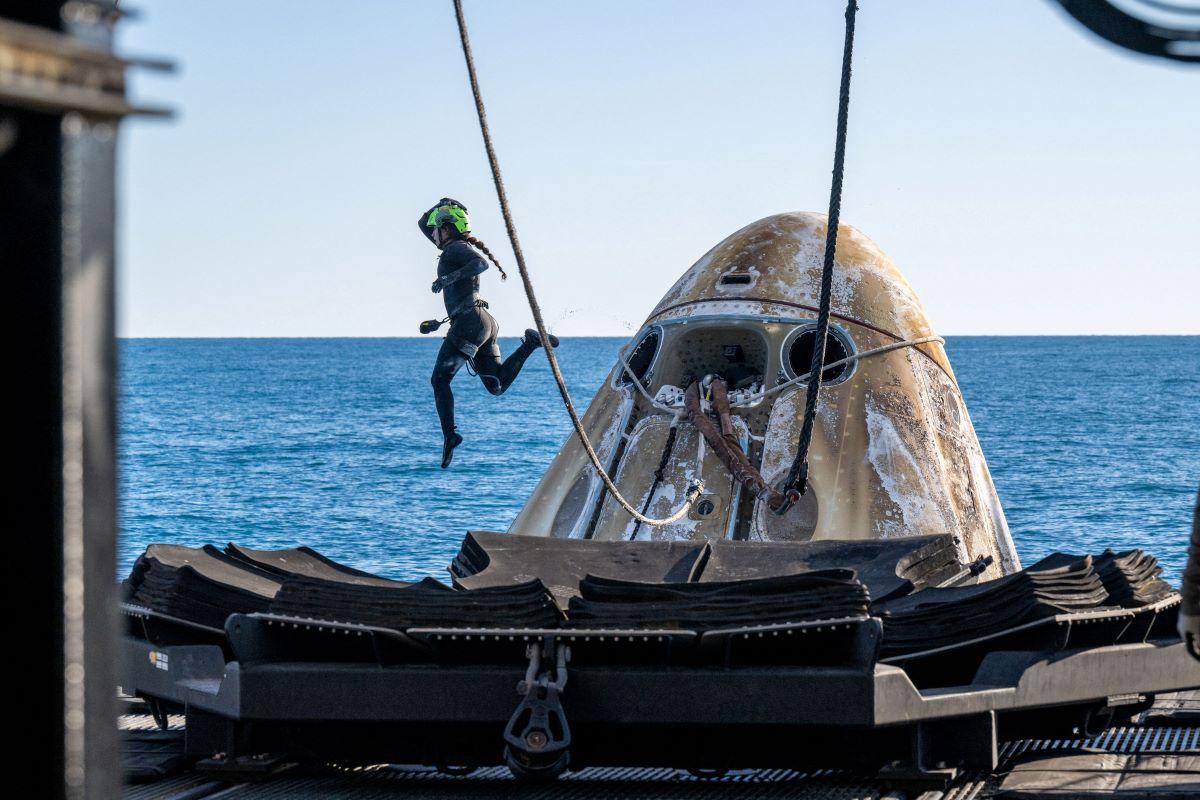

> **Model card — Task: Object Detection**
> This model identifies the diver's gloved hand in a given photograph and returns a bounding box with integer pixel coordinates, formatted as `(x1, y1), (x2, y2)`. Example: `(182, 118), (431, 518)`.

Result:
(1180, 611), (1200, 661)
(438, 197), (467, 212)
(431, 278), (443, 293)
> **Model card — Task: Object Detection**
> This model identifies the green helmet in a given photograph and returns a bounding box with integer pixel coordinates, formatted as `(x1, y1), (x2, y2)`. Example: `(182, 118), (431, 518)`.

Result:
(425, 203), (471, 235)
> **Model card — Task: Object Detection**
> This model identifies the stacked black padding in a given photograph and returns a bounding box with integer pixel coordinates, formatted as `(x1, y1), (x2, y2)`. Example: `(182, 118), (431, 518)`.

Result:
(452, 531), (710, 608)
(873, 552), (1174, 658)
(1094, 548), (1174, 607)
(123, 544), (280, 629)
(566, 569), (870, 630)
(453, 531), (963, 608)
(223, 543), (405, 587)
(124, 542), (562, 631)
(270, 575), (562, 629)
(698, 535), (963, 602)
(124, 539), (1177, 647)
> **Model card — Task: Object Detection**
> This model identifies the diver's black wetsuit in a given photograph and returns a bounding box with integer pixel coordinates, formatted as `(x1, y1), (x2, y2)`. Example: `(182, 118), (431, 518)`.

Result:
(420, 220), (537, 439)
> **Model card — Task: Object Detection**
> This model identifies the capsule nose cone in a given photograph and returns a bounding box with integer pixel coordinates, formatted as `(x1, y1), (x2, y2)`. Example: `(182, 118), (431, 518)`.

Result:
(648, 211), (951, 378)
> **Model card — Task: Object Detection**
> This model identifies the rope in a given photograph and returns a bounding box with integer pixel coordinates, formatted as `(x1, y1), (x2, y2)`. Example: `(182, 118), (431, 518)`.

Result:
(452, 0), (702, 527)
(627, 412), (685, 541)
(613, 333), (944, 413)
(730, 336), (944, 407)
(783, 0), (859, 503)
(614, 346), (676, 412)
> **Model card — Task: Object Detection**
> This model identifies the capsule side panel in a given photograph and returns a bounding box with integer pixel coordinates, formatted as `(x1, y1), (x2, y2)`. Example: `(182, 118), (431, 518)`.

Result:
(506, 387), (630, 538)
(590, 417), (741, 542)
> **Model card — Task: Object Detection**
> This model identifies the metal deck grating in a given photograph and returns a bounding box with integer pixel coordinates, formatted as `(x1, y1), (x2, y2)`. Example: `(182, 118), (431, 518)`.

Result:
(1000, 725), (1200, 760)
(195, 768), (903, 800)
(121, 713), (187, 732)
(120, 706), (1200, 799)
(123, 774), (225, 800)
(941, 777), (989, 800)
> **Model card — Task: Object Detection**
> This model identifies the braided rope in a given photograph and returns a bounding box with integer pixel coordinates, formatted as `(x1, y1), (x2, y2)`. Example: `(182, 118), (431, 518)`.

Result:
(784, 0), (859, 500)
(452, 0), (702, 526)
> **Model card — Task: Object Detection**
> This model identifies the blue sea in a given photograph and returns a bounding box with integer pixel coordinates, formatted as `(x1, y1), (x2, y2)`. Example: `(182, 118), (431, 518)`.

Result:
(118, 337), (1199, 584)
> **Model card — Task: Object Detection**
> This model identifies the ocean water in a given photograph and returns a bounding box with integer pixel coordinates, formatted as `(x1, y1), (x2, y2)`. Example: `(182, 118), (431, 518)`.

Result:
(118, 336), (1199, 583)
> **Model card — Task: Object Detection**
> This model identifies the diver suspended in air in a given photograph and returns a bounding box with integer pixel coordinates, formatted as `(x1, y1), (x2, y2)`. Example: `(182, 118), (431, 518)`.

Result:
(419, 199), (558, 468)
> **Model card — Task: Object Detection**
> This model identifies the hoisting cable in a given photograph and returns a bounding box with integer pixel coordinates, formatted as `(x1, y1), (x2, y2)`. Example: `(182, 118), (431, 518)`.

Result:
(452, 0), (702, 527)
(779, 0), (859, 512)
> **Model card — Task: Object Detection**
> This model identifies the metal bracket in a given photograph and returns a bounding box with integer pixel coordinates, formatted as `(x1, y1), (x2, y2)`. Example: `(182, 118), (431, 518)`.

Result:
(913, 710), (997, 773)
(503, 636), (572, 779)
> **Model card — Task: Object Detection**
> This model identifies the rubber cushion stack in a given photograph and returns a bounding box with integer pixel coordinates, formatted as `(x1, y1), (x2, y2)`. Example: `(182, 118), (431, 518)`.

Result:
(224, 543), (406, 587)
(124, 544), (281, 629)
(270, 575), (563, 628)
(1094, 548), (1175, 607)
(873, 552), (1174, 657)
(566, 569), (870, 630)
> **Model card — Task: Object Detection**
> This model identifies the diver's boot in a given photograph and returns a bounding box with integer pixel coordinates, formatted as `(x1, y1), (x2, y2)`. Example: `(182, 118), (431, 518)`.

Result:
(441, 431), (463, 469)
(523, 328), (560, 349)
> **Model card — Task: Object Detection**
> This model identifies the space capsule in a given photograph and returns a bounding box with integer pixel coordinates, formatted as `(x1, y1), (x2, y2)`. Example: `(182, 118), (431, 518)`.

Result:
(509, 212), (1019, 576)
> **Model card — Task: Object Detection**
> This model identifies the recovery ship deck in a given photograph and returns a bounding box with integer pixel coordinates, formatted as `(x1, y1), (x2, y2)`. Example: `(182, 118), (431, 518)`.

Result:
(119, 533), (1200, 797)
(121, 691), (1200, 799)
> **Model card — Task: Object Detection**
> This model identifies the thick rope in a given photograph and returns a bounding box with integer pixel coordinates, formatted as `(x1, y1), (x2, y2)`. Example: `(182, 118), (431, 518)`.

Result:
(452, 0), (701, 526)
(783, 0), (859, 501)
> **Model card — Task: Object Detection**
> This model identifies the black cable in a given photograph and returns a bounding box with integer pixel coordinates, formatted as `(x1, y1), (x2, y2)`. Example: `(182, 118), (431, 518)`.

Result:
(628, 424), (681, 541)
(782, 0), (859, 502)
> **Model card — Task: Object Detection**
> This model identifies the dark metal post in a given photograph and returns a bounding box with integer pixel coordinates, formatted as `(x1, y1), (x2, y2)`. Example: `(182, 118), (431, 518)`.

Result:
(1, 2), (168, 797)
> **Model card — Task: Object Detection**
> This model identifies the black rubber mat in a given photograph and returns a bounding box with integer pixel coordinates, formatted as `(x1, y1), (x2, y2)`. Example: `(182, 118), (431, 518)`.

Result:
(270, 576), (563, 629)
(452, 532), (962, 609)
(123, 538), (1178, 662)
(125, 544), (282, 629)
(874, 552), (1176, 657)
(225, 544), (404, 587)
(1095, 549), (1174, 607)
(701, 535), (961, 602)
(452, 531), (710, 606)
(567, 570), (870, 630)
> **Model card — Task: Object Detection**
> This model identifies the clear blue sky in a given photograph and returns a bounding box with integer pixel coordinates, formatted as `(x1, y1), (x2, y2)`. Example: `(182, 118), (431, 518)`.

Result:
(116, 1), (1199, 337)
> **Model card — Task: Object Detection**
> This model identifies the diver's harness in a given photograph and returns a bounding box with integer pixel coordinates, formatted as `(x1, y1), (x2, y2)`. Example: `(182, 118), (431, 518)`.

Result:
(418, 299), (489, 335)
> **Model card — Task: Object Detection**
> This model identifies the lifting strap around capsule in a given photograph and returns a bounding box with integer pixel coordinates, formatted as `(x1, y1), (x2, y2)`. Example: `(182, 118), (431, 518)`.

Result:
(685, 379), (791, 513)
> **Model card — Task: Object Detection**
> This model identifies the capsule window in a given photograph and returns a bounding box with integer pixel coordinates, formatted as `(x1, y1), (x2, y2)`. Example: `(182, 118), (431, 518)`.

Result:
(617, 328), (660, 386)
(784, 327), (853, 384)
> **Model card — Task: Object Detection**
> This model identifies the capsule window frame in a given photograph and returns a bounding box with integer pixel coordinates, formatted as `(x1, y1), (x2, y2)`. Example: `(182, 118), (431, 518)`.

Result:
(613, 325), (664, 391)
(778, 322), (857, 387)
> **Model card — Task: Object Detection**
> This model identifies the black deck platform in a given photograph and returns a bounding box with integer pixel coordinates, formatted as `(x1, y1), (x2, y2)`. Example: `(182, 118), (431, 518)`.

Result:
(121, 693), (1200, 799)
(119, 536), (1200, 780)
